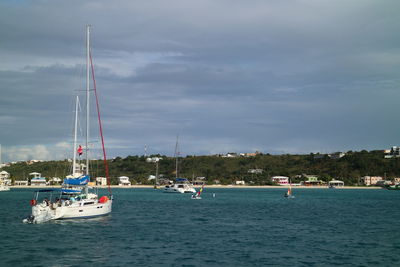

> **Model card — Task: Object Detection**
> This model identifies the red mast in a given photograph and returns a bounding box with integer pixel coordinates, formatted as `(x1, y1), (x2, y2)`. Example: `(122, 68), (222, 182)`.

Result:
(90, 51), (112, 195)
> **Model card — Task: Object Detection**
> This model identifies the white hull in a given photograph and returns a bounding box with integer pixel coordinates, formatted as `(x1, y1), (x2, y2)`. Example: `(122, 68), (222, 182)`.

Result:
(164, 184), (196, 194)
(60, 199), (112, 219)
(25, 198), (112, 223)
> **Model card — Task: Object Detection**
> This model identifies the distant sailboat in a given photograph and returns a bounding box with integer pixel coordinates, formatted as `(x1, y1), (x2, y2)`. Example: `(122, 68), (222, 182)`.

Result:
(191, 185), (204, 199)
(284, 181), (295, 198)
(163, 135), (196, 194)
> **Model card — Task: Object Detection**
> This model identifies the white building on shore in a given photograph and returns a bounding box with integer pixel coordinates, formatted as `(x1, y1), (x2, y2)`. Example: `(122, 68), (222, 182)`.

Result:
(271, 176), (289, 185)
(118, 176), (131, 186)
(0, 170), (12, 186)
(30, 172), (47, 186)
(328, 179), (344, 187)
(96, 177), (108, 186)
(360, 176), (383, 186)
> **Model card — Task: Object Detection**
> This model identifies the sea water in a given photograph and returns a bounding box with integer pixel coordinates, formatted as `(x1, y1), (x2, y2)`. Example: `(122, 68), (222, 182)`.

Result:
(1, 188), (400, 266)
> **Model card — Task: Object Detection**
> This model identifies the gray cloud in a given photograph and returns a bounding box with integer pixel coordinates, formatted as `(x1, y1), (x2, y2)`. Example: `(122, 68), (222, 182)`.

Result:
(1, 0), (400, 162)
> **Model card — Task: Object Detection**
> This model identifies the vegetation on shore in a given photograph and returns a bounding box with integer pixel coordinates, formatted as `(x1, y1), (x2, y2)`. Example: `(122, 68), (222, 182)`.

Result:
(2, 150), (399, 185)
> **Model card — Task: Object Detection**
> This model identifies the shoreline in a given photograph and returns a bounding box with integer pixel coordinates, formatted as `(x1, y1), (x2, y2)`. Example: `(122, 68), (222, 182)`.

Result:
(8, 185), (382, 189)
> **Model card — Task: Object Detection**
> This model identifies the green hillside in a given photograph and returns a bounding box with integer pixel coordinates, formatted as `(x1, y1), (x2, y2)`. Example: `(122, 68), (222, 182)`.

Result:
(2, 150), (398, 185)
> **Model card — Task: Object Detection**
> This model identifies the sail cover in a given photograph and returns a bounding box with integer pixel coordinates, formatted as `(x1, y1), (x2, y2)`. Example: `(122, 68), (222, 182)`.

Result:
(63, 175), (89, 185)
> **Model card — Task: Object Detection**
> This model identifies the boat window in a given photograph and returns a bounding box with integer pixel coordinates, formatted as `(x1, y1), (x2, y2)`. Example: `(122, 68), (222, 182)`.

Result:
(83, 202), (95, 205)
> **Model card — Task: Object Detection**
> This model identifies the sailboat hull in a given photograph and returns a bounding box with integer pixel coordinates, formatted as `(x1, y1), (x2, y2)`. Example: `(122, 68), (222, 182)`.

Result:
(60, 200), (112, 219)
(25, 198), (112, 223)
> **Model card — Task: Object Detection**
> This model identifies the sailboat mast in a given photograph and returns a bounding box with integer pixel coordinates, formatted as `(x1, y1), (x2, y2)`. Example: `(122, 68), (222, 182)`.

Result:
(86, 25), (90, 176)
(175, 135), (179, 179)
(72, 96), (79, 176)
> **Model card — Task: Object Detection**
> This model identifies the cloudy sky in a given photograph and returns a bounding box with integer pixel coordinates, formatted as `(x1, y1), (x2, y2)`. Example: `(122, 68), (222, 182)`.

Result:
(1, 0), (400, 162)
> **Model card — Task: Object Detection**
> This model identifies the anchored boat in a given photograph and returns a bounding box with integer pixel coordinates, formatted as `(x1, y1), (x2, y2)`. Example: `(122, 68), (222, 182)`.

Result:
(23, 25), (113, 223)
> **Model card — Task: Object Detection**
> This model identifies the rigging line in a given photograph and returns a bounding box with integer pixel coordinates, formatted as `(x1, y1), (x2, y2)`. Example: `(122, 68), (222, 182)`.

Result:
(89, 49), (112, 195)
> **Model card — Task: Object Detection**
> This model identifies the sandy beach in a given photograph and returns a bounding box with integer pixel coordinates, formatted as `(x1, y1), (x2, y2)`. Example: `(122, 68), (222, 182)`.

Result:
(9, 185), (382, 189)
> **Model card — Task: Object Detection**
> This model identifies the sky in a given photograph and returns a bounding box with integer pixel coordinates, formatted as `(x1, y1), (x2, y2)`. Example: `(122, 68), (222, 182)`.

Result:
(1, 0), (400, 162)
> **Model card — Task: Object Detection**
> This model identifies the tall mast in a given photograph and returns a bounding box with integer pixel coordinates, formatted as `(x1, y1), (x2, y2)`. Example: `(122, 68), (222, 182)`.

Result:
(72, 96), (79, 175)
(86, 25), (90, 176)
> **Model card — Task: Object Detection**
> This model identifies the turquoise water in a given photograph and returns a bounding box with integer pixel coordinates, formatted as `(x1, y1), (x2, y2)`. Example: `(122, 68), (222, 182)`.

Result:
(1, 188), (400, 266)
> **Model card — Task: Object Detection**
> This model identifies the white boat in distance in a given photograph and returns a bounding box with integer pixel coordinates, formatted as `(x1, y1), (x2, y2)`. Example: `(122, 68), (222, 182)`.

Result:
(163, 136), (196, 194)
(23, 25), (112, 224)
(164, 178), (197, 194)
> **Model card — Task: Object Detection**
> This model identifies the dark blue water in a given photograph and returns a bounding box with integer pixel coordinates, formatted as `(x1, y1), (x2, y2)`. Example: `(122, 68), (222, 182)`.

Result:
(1, 188), (400, 266)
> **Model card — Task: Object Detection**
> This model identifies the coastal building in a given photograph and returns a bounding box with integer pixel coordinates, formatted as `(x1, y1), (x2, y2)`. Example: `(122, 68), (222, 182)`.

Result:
(328, 179), (344, 187)
(193, 177), (206, 186)
(360, 176), (383, 186)
(302, 175), (325, 186)
(26, 159), (44, 165)
(248, 169), (263, 174)
(49, 177), (62, 185)
(235, 180), (245, 185)
(118, 176), (131, 186)
(224, 152), (238, 158)
(330, 152), (346, 159)
(0, 170), (12, 185)
(314, 152), (346, 160)
(14, 180), (29, 186)
(96, 177), (108, 186)
(271, 176), (289, 185)
(384, 146), (400, 158)
(30, 172), (47, 186)
(240, 151), (262, 157)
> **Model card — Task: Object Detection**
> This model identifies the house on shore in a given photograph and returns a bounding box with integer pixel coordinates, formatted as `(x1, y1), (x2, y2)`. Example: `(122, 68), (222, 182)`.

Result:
(96, 177), (108, 186)
(0, 170), (12, 186)
(302, 175), (325, 186)
(328, 179), (344, 187)
(271, 176), (289, 185)
(118, 176), (131, 186)
(360, 176), (383, 186)
(193, 177), (206, 186)
(30, 172), (47, 186)
(14, 180), (29, 186)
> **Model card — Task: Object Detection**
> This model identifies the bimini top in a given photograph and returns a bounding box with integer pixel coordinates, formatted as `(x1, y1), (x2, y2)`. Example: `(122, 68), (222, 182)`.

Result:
(175, 178), (189, 182)
(35, 188), (81, 193)
(63, 175), (89, 186)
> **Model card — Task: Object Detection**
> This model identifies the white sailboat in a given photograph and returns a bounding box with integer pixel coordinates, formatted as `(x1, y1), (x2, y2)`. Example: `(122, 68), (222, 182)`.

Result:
(23, 25), (113, 223)
(191, 185), (204, 199)
(163, 135), (196, 194)
(284, 182), (295, 198)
